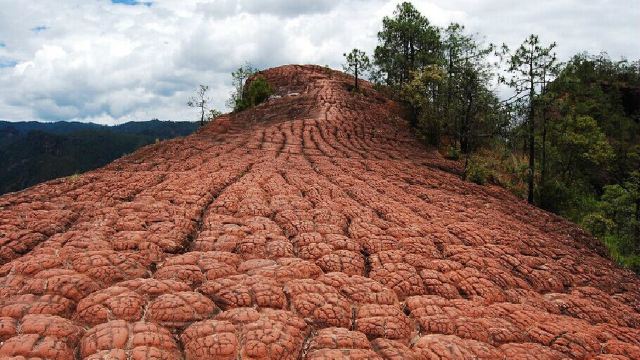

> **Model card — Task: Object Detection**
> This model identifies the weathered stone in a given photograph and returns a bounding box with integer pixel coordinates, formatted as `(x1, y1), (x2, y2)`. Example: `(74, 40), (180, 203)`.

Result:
(0, 65), (638, 359)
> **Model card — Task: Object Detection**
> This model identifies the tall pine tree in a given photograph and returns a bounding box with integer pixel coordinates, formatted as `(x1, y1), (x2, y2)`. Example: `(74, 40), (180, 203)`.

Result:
(502, 35), (558, 203)
(374, 2), (441, 86)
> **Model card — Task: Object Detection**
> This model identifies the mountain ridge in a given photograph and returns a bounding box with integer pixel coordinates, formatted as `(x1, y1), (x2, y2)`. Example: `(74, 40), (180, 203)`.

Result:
(0, 119), (199, 195)
(0, 64), (638, 359)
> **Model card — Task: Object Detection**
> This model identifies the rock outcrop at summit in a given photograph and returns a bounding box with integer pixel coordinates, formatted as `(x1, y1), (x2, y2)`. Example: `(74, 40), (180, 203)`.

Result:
(0, 65), (639, 359)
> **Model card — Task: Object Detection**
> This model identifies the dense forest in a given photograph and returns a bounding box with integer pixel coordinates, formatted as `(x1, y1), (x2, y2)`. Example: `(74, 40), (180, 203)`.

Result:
(341, 2), (640, 270)
(0, 120), (198, 195)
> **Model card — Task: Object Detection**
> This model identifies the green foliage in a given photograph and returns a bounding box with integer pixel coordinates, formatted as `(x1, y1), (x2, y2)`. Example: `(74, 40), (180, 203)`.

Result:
(391, 16), (505, 148)
(474, 147), (529, 196)
(364, 2), (640, 270)
(343, 49), (372, 91)
(401, 65), (445, 143)
(465, 157), (490, 185)
(501, 35), (559, 96)
(583, 213), (614, 239)
(228, 63), (259, 110)
(601, 185), (635, 237)
(208, 109), (222, 121)
(234, 75), (273, 112)
(548, 54), (640, 184)
(590, 177), (640, 271)
(374, 2), (441, 86)
(603, 234), (640, 272)
(549, 115), (614, 184)
(501, 34), (559, 204)
(442, 24), (500, 152)
(537, 54), (640, 269)
(445, 146), (460, 160)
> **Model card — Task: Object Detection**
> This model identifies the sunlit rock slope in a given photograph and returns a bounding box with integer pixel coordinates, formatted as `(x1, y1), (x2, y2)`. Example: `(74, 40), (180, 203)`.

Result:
(0, 65), (639, 359)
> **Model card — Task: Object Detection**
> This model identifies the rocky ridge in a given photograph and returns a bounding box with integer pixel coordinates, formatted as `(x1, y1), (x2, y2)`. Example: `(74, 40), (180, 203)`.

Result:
(0, 65), (639, 359)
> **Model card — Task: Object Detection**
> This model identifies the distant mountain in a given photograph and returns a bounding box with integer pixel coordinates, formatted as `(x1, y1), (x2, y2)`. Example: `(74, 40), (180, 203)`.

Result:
(0, 120), (198, 145)
(0, 120), (199, 195)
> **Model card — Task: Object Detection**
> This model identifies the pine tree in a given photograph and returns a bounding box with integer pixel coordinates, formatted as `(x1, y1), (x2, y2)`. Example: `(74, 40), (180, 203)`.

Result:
(343, 49), (371, 91)
(374, 2), (441, 86)
(441, 23), (496, 155)
(501, 35), (558, 204)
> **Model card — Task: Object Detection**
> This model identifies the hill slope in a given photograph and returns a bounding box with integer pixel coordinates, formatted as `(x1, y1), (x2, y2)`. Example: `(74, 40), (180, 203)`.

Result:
(0, 65), (638, 359)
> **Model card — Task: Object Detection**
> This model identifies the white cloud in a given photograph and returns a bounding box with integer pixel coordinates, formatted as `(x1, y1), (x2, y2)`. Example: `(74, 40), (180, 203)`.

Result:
(0, 0), (637, 124)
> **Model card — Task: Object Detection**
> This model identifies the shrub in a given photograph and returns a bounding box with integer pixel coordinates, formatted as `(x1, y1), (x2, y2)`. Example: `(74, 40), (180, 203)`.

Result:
(603, 234), (640, 273)
(445, 146), (460, 160)
(465, 158), (490, 185)
(235, 75), (273, 111)
(468, 147), (528, 196)
(582, 212), (615, 238)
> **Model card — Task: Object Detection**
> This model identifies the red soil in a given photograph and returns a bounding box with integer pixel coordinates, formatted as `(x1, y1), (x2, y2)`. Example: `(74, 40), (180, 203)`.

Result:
(0, 65), (638, 359)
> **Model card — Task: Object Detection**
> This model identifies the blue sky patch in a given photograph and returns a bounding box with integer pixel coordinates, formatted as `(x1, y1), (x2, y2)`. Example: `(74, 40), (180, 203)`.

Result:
(0, 59), (17, 68)
(0, 43), (5, 48)
(31, 25), (49, 33)
(112, 0), (152, 6)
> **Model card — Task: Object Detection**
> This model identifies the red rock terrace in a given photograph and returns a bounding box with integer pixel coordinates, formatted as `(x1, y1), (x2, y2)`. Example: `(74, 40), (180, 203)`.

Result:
(0, 65), (639, 359)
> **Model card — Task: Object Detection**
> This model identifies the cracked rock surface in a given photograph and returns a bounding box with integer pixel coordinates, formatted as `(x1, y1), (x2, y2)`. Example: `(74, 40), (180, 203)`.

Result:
(0, 65), (639, 359)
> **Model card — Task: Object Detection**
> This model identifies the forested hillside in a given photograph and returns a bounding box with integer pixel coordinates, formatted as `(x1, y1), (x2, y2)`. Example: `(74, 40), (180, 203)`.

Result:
(0, 120), (198, 195)
(342, 1), (640, 270)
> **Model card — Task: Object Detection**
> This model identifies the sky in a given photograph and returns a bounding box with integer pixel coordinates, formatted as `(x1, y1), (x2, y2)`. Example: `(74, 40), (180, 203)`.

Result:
(0, 0), (638, 124)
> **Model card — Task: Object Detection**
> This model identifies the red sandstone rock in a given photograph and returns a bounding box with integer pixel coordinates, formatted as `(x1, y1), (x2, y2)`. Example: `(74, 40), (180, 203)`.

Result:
(0, 294), (75, 319)
(154, 251), (240, 287)
(115, 277), (192, 297)
(80, 320), (181, 359)
(0, 315), (84, 360)
(306, 327), (382, 359)
(75, 286), (145, 325)
(199, 273), (286, 309)
(355, 304), (414, 341)
(146, 291), (217, 328)
(0, 65), (638, 359)
(317, 272), (399, 305)
(181, 309), (308, 360)
(284, 278), (352, 328)
(181, 319), (238, 359)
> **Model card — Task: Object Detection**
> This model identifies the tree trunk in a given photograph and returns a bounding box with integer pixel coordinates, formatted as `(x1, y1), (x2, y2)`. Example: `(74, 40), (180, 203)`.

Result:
(635, 198), (640, 252)
(541, 106), (547, 205)
(462, 89), (474, 154)
(409, 36), (415, 71)
(463, 151), (470, 180)
(200, 105), (205, 127)
(355, 63), (359, 91)
(403, 36), (411, 84)
(527, 62), (536, 204)
(447, 50), (456, 147)
(540, 71), (549, 207)
(407, 104), (418, 129)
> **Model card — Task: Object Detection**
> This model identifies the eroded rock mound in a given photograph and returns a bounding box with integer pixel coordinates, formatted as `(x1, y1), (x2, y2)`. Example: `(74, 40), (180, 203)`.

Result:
(0, 65), (639, 359)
